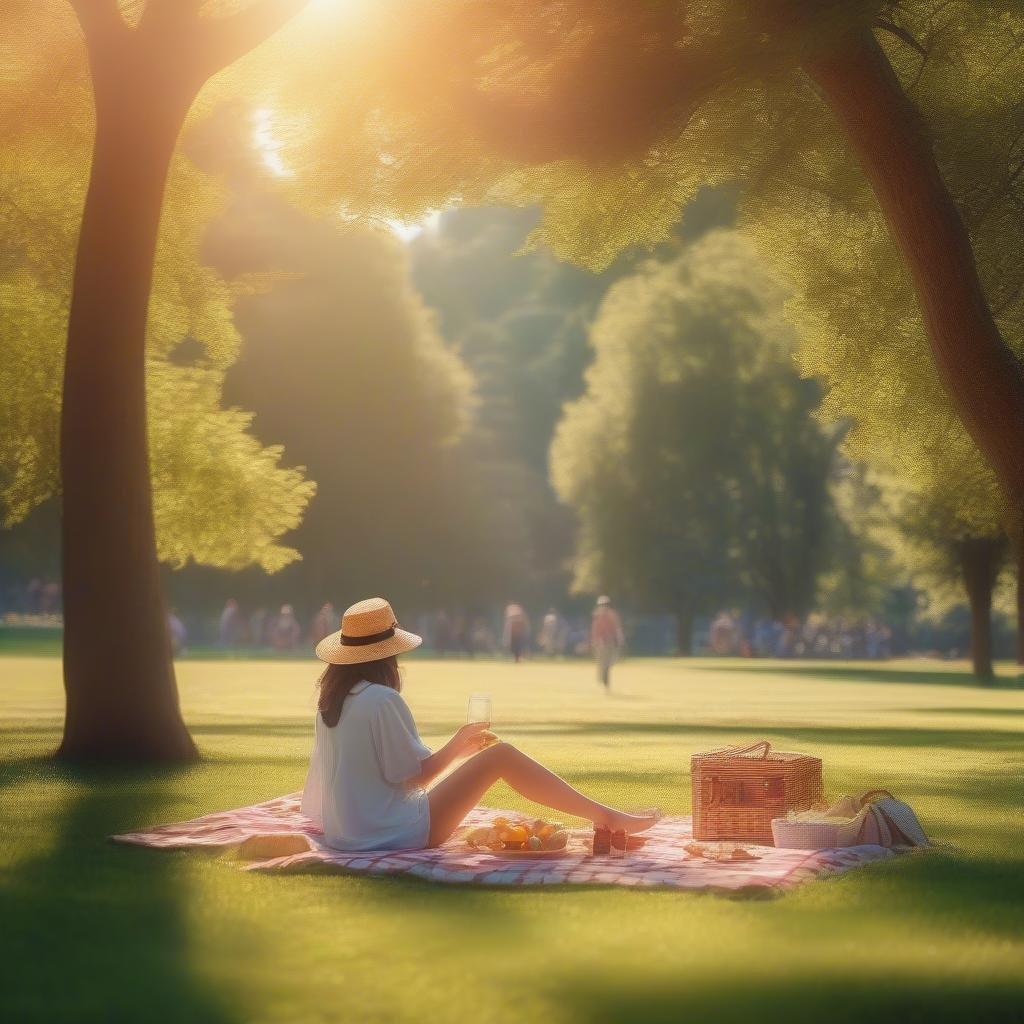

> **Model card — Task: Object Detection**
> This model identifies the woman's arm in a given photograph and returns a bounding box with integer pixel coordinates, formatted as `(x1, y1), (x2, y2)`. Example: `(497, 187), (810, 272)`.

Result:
(414, 722), (493, 787)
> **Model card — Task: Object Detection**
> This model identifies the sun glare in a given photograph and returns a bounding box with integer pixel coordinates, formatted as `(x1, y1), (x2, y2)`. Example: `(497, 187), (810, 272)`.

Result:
(251, 109), (441, 244)
(386, 210), (442, 243)
(251, 107), (290, 178)
(308, 0), (359, 11)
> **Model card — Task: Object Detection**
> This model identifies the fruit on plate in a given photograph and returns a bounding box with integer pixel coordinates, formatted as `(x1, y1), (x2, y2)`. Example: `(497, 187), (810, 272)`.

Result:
(465, 817), (572, 852)
(544, 829), (569, 850)
(463, 826), (497, 848)
(504, 825), (529, 845)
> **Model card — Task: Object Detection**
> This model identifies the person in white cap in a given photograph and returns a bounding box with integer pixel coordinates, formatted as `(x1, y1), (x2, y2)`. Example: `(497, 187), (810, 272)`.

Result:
(302, 597), (658, 851)
(591, 595), (624, 690)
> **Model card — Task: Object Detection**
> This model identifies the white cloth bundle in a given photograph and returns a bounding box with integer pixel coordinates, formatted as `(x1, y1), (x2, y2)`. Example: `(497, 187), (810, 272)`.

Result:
(772, 791), (929, 850)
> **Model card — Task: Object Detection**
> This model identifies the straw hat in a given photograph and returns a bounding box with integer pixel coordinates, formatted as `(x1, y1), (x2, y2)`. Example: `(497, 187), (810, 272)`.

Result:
(315, 597), (422, 665)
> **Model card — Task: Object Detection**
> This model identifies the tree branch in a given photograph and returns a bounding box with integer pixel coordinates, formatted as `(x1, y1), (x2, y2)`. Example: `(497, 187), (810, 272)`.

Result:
(874, 18), (929, 59)
(67, 0), (127, 57)
(193, 0), (310, 77)
(138, 0), (205, 31)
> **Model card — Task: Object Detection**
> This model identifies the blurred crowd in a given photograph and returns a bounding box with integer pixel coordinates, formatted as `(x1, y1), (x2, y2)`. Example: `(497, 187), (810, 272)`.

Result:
(167, 599), (354, 657)
(424, 605), (612, 661)
(194, 599), (628, 663)
(705, 610), (893, 660)
(421, 605), (893, 662)
(2, 577), (63, 618)
(0, 580), (893, 663)
(203, 598), (338, 655)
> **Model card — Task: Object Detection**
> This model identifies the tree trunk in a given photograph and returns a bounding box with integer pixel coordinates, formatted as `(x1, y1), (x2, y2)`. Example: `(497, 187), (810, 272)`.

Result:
(807, 29), (1024, 512)
(1017, 540), (1024, 667)
(55, 0), (307, 762)
(957, 537), (1004, 684)
(58, 76), (197, 761)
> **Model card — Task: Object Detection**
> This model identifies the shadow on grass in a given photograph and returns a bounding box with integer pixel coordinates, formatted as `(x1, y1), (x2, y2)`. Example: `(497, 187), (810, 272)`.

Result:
(553, 967), (1024, 1024)
(836, 849), (1024, 940)
(689, 663), (1024, 690)
(901, 707), (1024, 717)
(555, 850), (1024, 1015)
(35, 720), (1010, 756)
(0, 759), (239, 1024)
(511, 722), (1024, 752)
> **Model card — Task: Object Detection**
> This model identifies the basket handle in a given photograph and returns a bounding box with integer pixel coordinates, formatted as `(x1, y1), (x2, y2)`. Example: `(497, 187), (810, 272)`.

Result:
(858, 789), (895, 807)
(716, 740), (772, 759)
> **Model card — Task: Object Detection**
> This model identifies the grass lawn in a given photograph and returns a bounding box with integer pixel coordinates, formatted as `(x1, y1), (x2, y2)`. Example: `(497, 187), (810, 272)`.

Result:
(2, 655), (1023, 1024)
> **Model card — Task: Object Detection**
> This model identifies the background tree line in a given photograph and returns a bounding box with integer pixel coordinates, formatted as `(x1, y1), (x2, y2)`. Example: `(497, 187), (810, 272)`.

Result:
(5, 102), (1014, 671)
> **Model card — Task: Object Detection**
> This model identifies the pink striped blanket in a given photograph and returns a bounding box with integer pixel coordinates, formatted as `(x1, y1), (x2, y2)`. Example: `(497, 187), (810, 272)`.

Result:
(112, 794), (897, 893)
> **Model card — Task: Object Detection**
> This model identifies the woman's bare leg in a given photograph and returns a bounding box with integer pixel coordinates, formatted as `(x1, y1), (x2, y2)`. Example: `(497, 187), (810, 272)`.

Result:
(426, 742), (657, 847)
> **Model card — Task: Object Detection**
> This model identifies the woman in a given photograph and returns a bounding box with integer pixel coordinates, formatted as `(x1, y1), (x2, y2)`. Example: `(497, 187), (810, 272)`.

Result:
(301, 597), (658, 851)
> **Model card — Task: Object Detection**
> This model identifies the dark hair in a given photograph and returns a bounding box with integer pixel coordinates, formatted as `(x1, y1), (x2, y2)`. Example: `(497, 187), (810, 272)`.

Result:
(317, 655), (401, 727)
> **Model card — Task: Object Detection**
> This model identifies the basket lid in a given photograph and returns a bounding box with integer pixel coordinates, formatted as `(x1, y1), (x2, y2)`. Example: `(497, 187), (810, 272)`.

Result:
(691, 741), (818, 764)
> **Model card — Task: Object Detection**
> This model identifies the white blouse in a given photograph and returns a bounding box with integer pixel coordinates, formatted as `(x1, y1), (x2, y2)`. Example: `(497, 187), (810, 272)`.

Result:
(301, 680), (431, 851)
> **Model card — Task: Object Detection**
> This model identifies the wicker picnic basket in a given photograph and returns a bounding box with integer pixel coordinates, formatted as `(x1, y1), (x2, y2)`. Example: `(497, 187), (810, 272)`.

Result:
(691, 741), (823, 844)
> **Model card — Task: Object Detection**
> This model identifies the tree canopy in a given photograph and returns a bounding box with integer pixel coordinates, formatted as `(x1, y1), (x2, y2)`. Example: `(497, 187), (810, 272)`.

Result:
(746, 2), (1023, 533)
(8, 1), (1019, 565)
(271, 0), (1024, 509)
(0, 3), (319, 572)
(551, 230), (842, 632)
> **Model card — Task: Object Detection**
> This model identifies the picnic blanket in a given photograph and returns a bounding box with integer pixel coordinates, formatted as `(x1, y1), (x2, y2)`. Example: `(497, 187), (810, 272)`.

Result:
(112, 794), (899, 893)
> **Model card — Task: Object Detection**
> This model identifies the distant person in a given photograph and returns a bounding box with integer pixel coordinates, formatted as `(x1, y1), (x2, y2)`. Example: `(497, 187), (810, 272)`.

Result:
(168, 608), (188, 657)
(433, 609), (453, 657)
(310, 602), (336, 644)
(865, 619), (881, 660)
(538, 608), (567, 658)
(591, 595), (624, 690)
(470, 616), (496, 656)
(752, 617), (774, 658)
(453, 611), (472, 658)
(709, 610), (737, 655)
(219, 598), (245, 648)
(250, 606), (269, 648)
(502, 603), (531, 663)
(271, 604), (301, 650)
(878, 622), (893, 659)
(41, 581), (61, 615)
(777, 613), (799, 657)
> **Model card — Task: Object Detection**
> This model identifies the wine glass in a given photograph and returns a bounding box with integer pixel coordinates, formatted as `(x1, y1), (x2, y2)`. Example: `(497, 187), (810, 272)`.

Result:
(467, 693), (491, 725)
